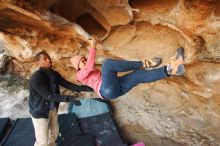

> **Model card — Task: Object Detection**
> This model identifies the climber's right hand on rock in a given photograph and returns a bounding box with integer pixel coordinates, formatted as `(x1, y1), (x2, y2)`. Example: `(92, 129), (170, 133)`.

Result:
(88, 36), (98, 49)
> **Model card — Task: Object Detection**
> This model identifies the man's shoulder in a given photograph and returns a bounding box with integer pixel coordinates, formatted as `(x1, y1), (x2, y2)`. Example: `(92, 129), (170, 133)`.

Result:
(31, 69), (43, 76)
(52, 70), (61, 78)
(30, 69), (46, 81)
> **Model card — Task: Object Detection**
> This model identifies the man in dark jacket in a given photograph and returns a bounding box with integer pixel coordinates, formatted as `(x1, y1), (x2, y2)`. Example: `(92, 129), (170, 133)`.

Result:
(29, 51), (93, 146)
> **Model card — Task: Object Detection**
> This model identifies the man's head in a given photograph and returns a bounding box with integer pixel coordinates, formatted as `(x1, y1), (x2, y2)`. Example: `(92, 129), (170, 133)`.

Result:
(35, 51), (52, 69)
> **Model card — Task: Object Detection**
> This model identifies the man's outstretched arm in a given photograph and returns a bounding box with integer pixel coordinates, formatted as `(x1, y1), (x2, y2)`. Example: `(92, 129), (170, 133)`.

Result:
(58, 73), (94, 92)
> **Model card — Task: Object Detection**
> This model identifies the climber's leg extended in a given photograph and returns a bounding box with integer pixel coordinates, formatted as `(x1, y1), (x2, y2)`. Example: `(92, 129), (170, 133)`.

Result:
(119, 47), (185, 96)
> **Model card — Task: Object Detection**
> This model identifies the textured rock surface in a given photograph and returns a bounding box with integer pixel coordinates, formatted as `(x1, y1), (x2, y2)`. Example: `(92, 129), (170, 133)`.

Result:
(0, 74), (30, 119)
(0, 0), (220, 145)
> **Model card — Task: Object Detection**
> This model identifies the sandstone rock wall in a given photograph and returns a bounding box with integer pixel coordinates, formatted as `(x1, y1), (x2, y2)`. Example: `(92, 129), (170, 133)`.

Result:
(0, 0), (220, 145)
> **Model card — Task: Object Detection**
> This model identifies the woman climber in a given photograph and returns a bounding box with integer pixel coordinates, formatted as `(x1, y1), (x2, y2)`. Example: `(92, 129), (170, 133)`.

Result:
(70, 37), (185, 100)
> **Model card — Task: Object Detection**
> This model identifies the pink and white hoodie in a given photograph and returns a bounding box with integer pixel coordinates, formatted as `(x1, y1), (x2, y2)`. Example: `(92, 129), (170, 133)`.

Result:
(76, 48), (103, 98)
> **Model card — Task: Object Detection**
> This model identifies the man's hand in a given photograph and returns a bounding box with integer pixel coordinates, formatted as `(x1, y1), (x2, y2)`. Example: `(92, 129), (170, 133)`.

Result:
(48, 94), (81, 106)
(69, 99), (81, 106)
(66, 96), (81, 106)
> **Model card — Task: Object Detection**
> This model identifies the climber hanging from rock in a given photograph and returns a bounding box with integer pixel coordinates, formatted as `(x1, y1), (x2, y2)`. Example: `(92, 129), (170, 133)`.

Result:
(70, 36), (185, 100)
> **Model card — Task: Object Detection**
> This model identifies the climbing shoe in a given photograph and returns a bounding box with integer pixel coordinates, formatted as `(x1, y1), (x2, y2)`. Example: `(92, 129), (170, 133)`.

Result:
(144, 57), (162, 68)
(169, 47), (185, 75)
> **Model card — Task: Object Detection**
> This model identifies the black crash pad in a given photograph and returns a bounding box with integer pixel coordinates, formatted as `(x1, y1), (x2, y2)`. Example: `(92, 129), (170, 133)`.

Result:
(0, 118), (10, 143)
(2, 113), (95, 146)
